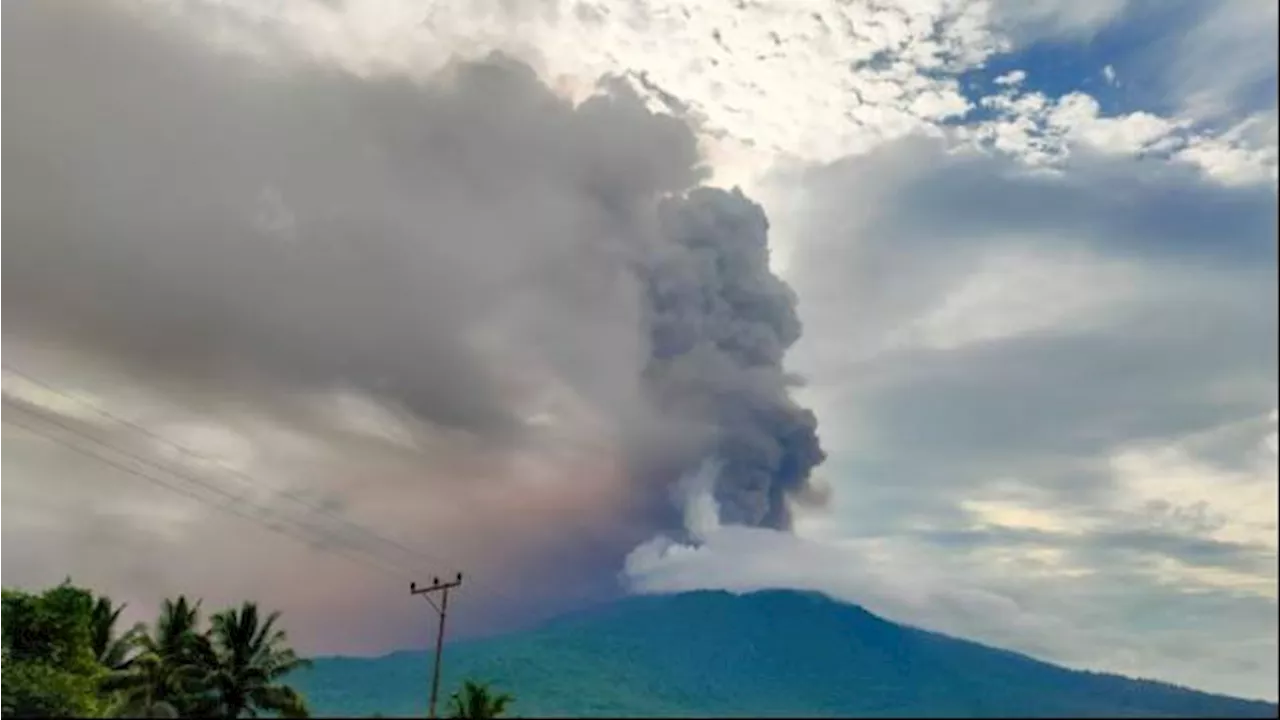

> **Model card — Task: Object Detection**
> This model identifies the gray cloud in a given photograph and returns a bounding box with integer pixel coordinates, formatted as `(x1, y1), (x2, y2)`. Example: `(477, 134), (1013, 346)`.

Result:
(990, 0), (1131, 41)
(923, 527), (1277, 577)
(781, 138), (1275, 511)
(2, 0), (821, 640)
(1160, 1), (1278, 121)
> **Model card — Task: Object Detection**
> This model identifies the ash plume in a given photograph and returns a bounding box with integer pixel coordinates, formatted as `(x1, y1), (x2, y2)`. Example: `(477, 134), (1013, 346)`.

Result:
(3, 0), (824, 597)
(642, 189), (825, 528)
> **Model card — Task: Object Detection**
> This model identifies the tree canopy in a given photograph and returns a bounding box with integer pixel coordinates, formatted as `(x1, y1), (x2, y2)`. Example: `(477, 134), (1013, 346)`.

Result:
(2, 583), (110, 718)
(1, 581), (312, 719)
(446, 680), (514, 719)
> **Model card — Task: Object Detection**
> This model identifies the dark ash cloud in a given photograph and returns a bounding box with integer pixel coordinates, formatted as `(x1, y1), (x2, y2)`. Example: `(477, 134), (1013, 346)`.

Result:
(644, 189), (825, 527)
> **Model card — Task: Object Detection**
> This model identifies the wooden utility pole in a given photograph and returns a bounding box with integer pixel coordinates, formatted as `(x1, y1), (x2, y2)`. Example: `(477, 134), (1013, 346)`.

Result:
(411, 573), (463, 719)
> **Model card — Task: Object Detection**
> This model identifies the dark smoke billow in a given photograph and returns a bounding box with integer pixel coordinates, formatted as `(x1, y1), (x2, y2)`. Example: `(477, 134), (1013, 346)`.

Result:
(644, 189), (825, 528)
(2, 1), (823, 540)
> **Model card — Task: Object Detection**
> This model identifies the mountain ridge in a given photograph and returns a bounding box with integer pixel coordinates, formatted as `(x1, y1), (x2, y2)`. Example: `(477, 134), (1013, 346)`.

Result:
(294, 589), (1277, 718)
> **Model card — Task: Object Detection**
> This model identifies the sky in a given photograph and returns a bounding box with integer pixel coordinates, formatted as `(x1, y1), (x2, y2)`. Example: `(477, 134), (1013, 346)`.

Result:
(2, 0), (1277, 702)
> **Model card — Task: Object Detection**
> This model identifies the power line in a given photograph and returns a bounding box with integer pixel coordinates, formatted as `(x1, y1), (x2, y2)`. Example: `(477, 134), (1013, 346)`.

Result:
(0, 367), (526, 608)
(2, 364), (457, 574)
(1, 404), (416, 581)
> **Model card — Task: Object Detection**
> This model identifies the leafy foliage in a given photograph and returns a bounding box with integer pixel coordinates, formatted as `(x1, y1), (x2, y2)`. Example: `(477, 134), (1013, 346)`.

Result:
(1, 651), (109, 718)
(2, 582), (311, 719)
(446, 680), (513, 719)
(1, 583), (110, 718)
(3, 582), (101, 669)
(90, 596), (140, 673)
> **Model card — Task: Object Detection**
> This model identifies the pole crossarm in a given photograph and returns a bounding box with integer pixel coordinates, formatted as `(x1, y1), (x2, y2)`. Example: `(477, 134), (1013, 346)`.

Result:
(410, 573), (463, 719)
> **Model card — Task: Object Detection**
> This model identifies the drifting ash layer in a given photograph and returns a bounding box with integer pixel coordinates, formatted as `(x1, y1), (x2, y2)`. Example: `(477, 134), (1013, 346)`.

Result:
(3, 1), (824, 546)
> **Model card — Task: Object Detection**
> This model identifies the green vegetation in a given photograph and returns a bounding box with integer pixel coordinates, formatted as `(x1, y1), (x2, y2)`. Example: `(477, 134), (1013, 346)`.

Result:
(3, 582), (112, 718)
(1, 580), (311, 718)
(446, 680), (514, 719)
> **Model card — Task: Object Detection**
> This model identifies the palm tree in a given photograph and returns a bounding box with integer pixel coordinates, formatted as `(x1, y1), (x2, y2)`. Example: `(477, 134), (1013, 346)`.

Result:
(149, 596), (208, 663)
(112, 652), (190, 718)
(116, 596), (217, 717)
(90, 594), (151, 716)
(90, 595), (141, 672)
(446, 680), (513, 719)
(207, 601), (311, 718)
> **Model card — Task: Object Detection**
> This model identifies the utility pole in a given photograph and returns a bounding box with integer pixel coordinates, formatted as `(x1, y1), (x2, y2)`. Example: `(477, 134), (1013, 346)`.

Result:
(410, 573), (463, 719)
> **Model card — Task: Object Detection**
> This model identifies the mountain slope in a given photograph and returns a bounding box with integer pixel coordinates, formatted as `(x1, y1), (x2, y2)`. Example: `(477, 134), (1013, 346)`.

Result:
(293, 590), (1276, 718)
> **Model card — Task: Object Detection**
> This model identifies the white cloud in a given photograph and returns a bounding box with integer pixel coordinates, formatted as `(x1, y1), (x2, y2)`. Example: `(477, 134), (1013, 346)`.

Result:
(994, 69), (1027, 86)
(1176, 111), (1280, 186)
(1047, 94), (1178, 153)
(968, 83), (1277, 186)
